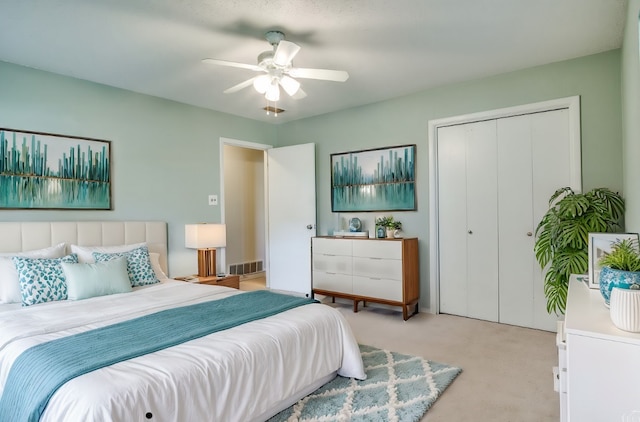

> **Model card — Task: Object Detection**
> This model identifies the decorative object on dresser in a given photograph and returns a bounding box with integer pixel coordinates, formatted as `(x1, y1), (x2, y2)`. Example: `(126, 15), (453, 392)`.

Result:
(587, 232), (639, 289)
(0, 128), (111, 210)
(534, 187), (625, 314)
(311, 236), (419, 320)
(185, 223), (226, 278)
(331, 145), (416, 212)
(375, 215), (402, 238)
(609, 286), (640, 332)
(174, 274), (240, 289)
(596, 237), (640, 306)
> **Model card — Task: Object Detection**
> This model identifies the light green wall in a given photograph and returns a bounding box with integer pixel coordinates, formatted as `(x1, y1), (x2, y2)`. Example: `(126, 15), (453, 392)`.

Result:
(276, 50), (623, 311)
(0, 61), (275, 276)
(622, 0), (640, 231)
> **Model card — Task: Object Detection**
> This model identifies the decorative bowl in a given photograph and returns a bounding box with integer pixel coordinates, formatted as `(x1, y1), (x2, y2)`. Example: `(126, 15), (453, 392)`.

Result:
(599, 266), (640, 307)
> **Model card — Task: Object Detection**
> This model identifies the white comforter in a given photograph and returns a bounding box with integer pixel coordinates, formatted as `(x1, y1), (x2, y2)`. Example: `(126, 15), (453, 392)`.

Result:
(0, 282), (365, 422)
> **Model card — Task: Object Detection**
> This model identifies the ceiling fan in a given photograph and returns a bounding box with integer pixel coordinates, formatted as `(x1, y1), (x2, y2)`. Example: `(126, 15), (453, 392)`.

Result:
(202, 31), (349, 102)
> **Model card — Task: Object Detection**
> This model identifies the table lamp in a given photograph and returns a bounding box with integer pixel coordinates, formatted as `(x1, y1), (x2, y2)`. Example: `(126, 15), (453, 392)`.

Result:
(185, 223), (227, 277)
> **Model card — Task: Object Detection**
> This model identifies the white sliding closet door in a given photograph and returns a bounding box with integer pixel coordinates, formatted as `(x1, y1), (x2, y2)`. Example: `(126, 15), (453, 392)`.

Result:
(531, 109), (572, 330)
(438, 121), (499, 321)
(497, 115), (536, 328)
(437, 106), (575, 331)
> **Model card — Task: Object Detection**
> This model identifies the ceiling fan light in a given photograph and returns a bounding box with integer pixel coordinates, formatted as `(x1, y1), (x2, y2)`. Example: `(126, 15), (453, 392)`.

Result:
(253, 75), (270, 94)
(279, 76), (301, 96)
(265, 82), (280, 102)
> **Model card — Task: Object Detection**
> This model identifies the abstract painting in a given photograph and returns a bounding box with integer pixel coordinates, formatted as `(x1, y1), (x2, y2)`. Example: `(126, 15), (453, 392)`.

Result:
(0, 128), (111, 210)
(331, 144), (416, 212)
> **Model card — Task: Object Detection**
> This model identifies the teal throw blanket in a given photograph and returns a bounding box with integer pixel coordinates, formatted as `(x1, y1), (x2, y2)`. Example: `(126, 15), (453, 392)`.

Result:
(0, 290), (317, 422)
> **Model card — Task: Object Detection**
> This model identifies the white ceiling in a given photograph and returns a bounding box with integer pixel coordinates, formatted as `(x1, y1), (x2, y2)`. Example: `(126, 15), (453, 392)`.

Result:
(0, 0), (628, 124)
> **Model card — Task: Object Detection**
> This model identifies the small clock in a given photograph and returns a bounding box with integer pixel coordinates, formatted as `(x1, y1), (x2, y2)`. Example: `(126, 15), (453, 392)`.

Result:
(348, 217), (362, 232)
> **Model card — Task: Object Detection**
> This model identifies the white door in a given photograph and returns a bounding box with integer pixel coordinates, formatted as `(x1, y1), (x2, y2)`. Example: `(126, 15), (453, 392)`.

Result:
(437, 109), (574, 330)
(438, 121), (499, 321)
(266, 143), (316, 296)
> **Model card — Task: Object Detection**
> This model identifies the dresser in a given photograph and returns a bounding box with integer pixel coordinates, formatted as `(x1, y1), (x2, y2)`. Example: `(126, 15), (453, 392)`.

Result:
(561, 276), (640, 421)
(311, 237), (419, 320)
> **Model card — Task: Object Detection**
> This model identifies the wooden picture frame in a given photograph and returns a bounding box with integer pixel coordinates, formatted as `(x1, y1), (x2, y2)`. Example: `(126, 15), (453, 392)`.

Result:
(587, 232), (640, 289)
(331, 144), (416, 212)
(0, 128), (111, 210)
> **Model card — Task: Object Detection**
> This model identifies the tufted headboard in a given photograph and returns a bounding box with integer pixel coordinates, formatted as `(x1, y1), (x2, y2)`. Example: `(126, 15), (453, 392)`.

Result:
(0, 221), (168, 274)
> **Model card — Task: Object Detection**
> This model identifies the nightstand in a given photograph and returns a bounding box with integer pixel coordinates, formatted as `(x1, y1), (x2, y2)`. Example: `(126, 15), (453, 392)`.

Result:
(174, 275), (240, 289)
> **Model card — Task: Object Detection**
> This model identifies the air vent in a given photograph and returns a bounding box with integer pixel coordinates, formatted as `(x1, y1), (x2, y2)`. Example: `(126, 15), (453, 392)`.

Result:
(263, 105), (285, 116)
(229, 260), (264, 276)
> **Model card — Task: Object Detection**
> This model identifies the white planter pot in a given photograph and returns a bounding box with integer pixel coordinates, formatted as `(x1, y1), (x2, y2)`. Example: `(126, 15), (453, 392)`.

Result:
(610, 287), (640, 332)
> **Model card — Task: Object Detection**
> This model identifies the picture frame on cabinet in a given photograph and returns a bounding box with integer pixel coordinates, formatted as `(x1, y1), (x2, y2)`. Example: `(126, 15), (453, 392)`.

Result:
(587, 233), (640, 289)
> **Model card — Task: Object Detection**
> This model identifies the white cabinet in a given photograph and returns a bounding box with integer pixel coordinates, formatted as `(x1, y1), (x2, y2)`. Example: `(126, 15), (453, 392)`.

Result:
(564, 276), (640, 421)
(436, 108), (577, 331)
(312, 237), (419, 320)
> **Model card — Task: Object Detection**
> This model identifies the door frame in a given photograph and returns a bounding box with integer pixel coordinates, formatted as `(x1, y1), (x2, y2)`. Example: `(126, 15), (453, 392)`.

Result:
(219, 137), (273, 283)
(427, 96), (582, 314)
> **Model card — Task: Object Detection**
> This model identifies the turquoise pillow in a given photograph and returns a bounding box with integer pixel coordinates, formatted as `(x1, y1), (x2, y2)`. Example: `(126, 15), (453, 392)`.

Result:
(61, 257), (133, 300)
(93, 245), (159, 287)
(13, 254), (79, 307)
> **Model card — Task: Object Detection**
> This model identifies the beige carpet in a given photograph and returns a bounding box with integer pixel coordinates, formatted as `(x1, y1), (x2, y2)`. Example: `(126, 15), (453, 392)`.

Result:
(329, 301), (560, 422)
(240, 279), (559, 421)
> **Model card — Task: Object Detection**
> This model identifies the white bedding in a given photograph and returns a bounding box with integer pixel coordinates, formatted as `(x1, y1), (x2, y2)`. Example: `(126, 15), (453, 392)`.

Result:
(0, 281), (365, 421)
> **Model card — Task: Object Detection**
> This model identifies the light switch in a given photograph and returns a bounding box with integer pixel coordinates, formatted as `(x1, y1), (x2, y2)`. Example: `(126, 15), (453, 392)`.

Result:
(208, 195), (218, 206)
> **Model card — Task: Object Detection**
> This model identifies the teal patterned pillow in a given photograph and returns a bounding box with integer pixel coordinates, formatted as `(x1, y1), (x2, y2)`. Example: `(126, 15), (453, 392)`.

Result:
(93, 246), (159, 287)
(13, 254), (79, 307)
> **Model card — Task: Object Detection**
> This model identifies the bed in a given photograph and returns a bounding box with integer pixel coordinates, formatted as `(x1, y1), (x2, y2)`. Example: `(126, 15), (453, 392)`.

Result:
(0, 221), (365, 421)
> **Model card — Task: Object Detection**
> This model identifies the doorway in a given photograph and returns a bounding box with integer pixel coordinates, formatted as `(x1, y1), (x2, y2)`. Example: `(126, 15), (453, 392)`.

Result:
(220, 137), (271, 290)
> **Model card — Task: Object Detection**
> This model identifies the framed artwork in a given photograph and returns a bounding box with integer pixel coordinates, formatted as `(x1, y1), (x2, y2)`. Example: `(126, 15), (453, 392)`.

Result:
(0, 128), (111, 210)
(588, 233), (639, 289)
(331, 144), (416, 212)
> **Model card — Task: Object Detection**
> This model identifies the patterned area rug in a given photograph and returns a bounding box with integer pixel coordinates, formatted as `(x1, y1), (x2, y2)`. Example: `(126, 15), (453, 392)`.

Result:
(268, 344), (462, 422)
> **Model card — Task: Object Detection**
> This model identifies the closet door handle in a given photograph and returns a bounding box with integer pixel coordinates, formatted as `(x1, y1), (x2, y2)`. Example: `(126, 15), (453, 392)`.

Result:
(468, 230), (473, 235)
(527, 232), (533, 237)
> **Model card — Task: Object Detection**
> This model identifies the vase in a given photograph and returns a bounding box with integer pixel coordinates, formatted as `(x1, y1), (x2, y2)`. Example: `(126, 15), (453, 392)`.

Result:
(386, 229), (394, 239)
(610, 287), (640, 332)
(376, 226), (386, 239)
(599, 266), (640, 307)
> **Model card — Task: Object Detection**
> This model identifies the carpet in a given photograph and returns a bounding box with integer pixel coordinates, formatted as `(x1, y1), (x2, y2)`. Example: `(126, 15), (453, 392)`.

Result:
(268, 344), (462, 422)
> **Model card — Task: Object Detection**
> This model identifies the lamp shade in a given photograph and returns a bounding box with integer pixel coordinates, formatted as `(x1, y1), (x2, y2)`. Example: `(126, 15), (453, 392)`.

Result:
(185, 224), (226, 249)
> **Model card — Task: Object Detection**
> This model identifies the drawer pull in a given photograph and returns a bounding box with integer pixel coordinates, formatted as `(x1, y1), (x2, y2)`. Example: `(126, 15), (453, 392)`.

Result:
(369, 277), (381, 280)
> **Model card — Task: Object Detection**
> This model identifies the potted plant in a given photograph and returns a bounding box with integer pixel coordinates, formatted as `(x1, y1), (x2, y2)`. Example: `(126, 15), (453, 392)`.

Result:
(597, 238), (640, 306)
(534, 187), (625, 314)
(376, 216), (402, 238)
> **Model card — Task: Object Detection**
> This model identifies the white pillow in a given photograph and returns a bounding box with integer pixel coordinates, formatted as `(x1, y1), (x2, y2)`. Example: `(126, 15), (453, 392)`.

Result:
(0, 243), (66, 304)
(62, 257), (132, 300)
(70, 242), (146, 264)
(149, 252), (169, 280)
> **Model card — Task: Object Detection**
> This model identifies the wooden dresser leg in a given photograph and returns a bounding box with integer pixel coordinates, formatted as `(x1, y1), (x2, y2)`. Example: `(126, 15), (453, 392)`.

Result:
(353, 300), (359, 313)
(403, 305), (408, 321)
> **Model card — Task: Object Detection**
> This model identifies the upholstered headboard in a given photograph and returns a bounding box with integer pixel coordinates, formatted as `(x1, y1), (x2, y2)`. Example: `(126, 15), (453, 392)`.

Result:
(0, 221), (168, 274)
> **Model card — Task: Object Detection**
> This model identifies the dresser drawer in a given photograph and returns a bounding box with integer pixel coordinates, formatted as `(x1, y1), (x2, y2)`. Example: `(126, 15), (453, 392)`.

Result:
(313, 253), (352, 274)
(353, 275), (402, 302)
(313, 271), (352, 294)
(352, 239), (402, 259)
(312, 237), (352, 255)
(352, 256), (403, 280)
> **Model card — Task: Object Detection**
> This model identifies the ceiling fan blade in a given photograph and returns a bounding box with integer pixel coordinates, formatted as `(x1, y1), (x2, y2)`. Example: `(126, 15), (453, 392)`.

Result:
(289, 67), (349, 82)
(273, 40), (301, 67)
(279, 75), (301, 97)
(292, 87), (307, 100)
(202, 58), (263, 72)
(223, 77), (258, 94)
